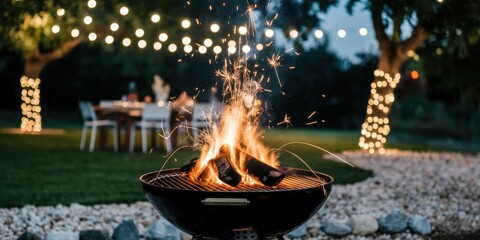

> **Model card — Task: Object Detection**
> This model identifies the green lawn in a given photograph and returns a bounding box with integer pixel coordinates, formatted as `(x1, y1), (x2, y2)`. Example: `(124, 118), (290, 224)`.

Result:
(0, 110), (475, 208)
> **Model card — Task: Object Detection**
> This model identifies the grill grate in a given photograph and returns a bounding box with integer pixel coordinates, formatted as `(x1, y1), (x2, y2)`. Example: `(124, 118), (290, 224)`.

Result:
(148, 172), (325, 192)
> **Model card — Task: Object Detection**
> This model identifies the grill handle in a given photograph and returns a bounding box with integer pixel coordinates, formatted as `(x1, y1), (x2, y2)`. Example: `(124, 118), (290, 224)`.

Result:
(202, 198), (250, 206)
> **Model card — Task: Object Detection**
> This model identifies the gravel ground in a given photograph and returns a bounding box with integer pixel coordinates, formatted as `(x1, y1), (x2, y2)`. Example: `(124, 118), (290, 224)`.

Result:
(1, 149), (479, 240)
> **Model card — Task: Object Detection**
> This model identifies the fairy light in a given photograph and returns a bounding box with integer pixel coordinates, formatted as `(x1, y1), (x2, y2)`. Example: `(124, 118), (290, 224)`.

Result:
(337, 29), (346, 38)
(120, 6), (129, 15)
(265, 29), (274, 38)
(182, 36), (191, 45)
(314, 30), (324, 39)
(122, 38), (131, 47)
(87, 0), (96, 8)
(256, 43), (264, 51)
(110, 23), (119, 31)
(213, 45), (222, 54)
(359, 28), (368, 36)
(210, 23), (220, 33)
(289, 29), (299, 38)
(198, 46), (207, 54)
(168, 43), (177, 52)
(151, 14), (160, 23)
(153, 42), (162, 50)
(238, 26), (247, 35)
(88, 32), (97, 41)
(228, 40), (236, 47)
(138, 40), (147, 49)
(135, 28), (144, 38)
(51, 25), (60, 34)
(158, 33), (168, 42)
(105, 35), (114, 44)
(20, 76), (42, 133)
(184, 45), (193, 53)
(83, 16), (93, 25)
(181, 19), (191, 29)
(228, 46), (236, 54)
(71, 29), (79, 38)
(204, 38), (213, 47)
(56, 8), (65, 16)
(242, 45), (251, 53)
(359, 69), (401, 154)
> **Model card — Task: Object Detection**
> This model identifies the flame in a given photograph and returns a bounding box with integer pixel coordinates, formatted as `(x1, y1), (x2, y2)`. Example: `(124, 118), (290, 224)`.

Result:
(189, 57), (279, 186)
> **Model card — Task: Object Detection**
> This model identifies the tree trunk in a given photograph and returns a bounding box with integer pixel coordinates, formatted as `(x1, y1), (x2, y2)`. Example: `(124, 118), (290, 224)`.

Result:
(20, 39), (82, 132)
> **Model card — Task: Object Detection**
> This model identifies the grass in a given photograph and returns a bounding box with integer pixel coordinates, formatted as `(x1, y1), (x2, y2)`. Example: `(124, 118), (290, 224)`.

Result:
(0, 110), (476, 208)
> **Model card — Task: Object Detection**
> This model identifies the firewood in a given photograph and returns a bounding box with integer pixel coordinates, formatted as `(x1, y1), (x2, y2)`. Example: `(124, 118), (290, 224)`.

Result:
(244, 156), (285, 186)
(210, 154), (242, 187)
(180, 157), (199, 174)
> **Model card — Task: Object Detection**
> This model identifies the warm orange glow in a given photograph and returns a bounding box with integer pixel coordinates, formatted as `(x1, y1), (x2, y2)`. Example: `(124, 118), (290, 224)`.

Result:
(410, 70), (419, 80)
(189, 58), (278, 186)
(20, 76), (42, 132)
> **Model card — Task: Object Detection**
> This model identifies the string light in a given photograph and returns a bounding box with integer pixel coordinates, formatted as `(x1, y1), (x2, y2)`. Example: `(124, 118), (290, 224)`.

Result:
(135, 28), (144, 38)
(182, 36), (191, 45)
(119, 6), (129, 15)
(151, 14), (160, 23)
(242, 45), (251, 53)
(256, 43), (264, 51)
(71, 29), (79, 38)
(105, 35), (114, 44)
(210, 23), (220, 33)
(83, 16), (93, 25)
(184, 45), (193, 53)
(359, 27), (368, 36)
(87, 0), (96, 8)
(198, 46), (207, 54)
(314, 30), (324, 39)
(88, 32), (97, 41)
(20, 76), (42, 133)
(168, 43), (177, 52)
(51, 25), (60, 34)
(158, 33), (168, 42)
(110, 23), (119, 31)
(213, 45), (222, 54)
(265, 29), (274, 38)
(337, 29), (346, 38)
(203, 38), (213, 47)
(238, 26), (247, 35)
(289, 29), (299, 38)
(56, 8), (65, 16)
(359, 69), (401, 154)
(228, 46), (236, 54)
(153, 42), (162, 50)
(122, 38), (131, 47)
(138, 40), (147, 49)
(228, 40), (236, 47)
(181, 19), (191, 29)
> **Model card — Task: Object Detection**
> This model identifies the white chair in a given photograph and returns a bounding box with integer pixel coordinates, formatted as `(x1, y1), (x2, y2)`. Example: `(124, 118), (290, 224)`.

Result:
(79, 101), (118, 152)
(130, 103), (172, 153)
(190, 102), (223, 138)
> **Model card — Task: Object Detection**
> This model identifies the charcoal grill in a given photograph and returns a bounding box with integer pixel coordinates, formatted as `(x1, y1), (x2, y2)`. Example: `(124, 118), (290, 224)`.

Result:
(140, 167), (333, 240)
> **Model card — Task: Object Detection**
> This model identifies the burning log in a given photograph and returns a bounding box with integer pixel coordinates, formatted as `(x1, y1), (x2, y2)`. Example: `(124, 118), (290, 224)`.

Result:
(209, 154), (242, 187)
(244, 156), (285, 186)
(180, 157), (199, 174)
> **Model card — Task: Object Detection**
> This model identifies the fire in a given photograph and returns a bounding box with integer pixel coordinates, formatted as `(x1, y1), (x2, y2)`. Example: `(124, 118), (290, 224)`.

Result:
(188, 57), (280, 186)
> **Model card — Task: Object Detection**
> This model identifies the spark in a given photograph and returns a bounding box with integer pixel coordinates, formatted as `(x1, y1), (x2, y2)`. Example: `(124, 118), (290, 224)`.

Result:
(308, 111), (316, 119)
(306, 121), (317, 125)
(268, 54), (282, 87)
(245, 3), (258, 35)
(277, 114), (292, 128)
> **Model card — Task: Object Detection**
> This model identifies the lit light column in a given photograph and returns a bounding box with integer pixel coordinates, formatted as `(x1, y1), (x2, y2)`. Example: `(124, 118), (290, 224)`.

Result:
(359, 70), (400, 154)
(20, 76), (42, 132)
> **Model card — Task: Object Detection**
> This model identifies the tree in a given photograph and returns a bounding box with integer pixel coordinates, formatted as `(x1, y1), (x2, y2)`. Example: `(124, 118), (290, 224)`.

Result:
(256, 0), (480, 153)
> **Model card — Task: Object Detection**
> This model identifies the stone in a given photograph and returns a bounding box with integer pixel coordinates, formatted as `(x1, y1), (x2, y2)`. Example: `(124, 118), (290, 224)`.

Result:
(378, 211), (407, 234)
(146, 218), (180, 240)
(408, 215), (432, 235)
(45, 232), (78, 240)
(287, 223), (308, 238)
(16, 232), (42, 240)
(113, 220), (139, 240)
(320, 221), (352, 237)
(79, 229), (109, 240)
(349, 215), (379, 235)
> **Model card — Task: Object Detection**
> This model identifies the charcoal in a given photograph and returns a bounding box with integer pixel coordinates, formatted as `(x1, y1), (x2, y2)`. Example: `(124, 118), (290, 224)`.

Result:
(210, 155), (242, 187)
(244, 156), (285, 186)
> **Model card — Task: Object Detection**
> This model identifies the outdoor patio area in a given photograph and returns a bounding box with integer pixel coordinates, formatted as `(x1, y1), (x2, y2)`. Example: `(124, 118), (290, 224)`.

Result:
(1, 0), (479, 239)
